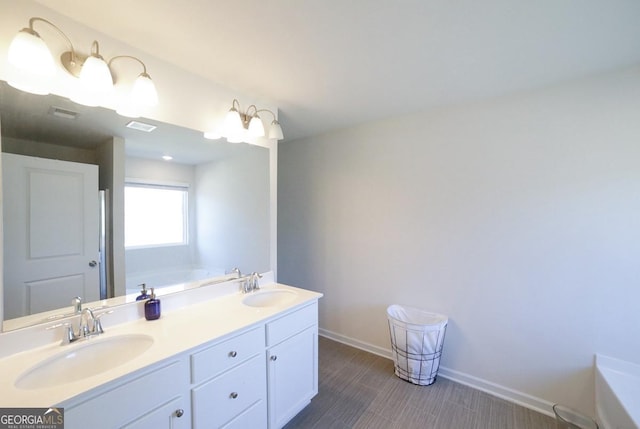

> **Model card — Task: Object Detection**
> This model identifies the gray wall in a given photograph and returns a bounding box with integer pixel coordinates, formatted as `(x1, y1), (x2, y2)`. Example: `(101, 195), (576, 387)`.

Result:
(196, 145), (270, 275)
(278, 67), (640, 415)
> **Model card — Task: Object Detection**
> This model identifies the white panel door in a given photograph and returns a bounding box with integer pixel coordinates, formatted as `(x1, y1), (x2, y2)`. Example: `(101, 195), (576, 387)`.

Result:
(2, 153), (100, 319)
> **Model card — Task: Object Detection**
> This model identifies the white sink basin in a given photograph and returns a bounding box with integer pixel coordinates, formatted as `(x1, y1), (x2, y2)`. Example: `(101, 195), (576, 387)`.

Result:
(242, 290), (297, 308)
(15, 334), (154, 390)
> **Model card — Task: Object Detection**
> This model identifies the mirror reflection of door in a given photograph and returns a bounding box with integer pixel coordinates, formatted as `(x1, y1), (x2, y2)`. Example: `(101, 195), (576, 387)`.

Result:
(2, 153), (100, 318)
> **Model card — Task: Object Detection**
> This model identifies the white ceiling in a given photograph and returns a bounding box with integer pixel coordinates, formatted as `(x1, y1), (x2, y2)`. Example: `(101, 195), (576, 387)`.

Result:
(34, 0), (640, 142)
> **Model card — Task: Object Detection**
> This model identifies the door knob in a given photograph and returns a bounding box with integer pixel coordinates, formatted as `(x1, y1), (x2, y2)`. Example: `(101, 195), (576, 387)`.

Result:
(88, 260), (97, 267)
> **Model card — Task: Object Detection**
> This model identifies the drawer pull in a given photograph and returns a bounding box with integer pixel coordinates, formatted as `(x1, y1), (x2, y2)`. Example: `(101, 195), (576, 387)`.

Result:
(229, 392), (239, 399)
(174, 409), (184, 418)
(270, 355), (278, 361)
(228, 350), (238, 358)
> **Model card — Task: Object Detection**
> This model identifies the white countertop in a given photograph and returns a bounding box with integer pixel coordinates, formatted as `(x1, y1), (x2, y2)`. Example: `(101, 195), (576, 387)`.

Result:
(0, 282), (322, 408)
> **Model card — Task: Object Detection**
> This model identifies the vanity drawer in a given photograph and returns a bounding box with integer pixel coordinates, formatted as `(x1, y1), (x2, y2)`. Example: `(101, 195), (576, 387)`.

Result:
(191, 326), (264, 384)
(191, 354), (266, 428)
(266, 302), (318, 347)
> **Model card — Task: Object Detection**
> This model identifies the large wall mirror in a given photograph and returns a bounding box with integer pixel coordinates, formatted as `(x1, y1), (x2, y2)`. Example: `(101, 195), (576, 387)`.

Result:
(0, 81), (271, 331)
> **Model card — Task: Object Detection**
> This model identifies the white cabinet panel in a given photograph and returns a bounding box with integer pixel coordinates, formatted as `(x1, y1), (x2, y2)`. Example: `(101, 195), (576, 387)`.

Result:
(265, 302), (319, 428)
(122, 397), (188, 429)
(266, 303), (317, 347)
(63, 358), (188, 429)
(221, 399), (268, 429)
(192, 354), (267, 429)
(191, 326), (263, 384)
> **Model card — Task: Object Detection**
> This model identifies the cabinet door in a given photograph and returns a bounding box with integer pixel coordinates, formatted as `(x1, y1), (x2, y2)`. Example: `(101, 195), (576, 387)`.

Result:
(122, 397), (189, 429)
(267, 326), (318, 429)
(63, 359), (188, 429)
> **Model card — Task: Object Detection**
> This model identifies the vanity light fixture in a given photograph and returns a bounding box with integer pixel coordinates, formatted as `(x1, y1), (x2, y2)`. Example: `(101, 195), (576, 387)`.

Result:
(111, 55), (159, 117)
(217, 99), (284, 143)
(7, 17), (159, 114)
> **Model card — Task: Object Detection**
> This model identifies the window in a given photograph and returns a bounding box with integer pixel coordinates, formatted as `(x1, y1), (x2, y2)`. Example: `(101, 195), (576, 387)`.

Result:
(125, 182), (189, 248)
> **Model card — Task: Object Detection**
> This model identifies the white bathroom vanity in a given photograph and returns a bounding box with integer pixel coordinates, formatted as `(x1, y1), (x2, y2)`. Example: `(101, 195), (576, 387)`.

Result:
(0, 279), (322, 429)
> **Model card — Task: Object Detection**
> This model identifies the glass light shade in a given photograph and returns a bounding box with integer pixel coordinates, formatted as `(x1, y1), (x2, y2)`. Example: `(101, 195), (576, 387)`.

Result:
(116, 74), (158, 118)
(79, 55), (113, 92)
(223, 108), (244, 137)
(268, 120), (284, 140)
(7, 29), (55, 95)
(130, 73), (158, 107)
(8, 29), (55, 74)
(248, 115), (265, 138)
(72, 55), (113, 106)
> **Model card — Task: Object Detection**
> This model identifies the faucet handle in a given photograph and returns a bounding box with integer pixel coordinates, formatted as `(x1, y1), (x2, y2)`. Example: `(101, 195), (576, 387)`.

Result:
(63, 323), (76, 344)
(93, 310), (113, 335)
(93, 319), (104, 335)
(251, 272), (263, 291)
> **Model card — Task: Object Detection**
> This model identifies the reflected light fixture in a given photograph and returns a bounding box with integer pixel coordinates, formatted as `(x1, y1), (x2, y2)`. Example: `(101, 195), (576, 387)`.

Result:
(7, 17), (158, 114)
(218, 99), (284, 143)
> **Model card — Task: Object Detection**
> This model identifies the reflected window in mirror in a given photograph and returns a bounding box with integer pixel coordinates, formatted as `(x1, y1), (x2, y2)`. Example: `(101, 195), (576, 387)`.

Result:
(125, 182), (189, 248)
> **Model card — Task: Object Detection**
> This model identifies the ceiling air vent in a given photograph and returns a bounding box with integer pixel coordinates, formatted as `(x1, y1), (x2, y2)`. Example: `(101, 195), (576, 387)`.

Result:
(49, 106), (79, 120)
(126, 120), (157, 133)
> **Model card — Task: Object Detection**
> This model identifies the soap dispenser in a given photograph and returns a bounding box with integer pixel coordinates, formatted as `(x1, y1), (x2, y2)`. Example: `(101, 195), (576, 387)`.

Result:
(136, 283), (150, 301)
(144, 288), (161, 320)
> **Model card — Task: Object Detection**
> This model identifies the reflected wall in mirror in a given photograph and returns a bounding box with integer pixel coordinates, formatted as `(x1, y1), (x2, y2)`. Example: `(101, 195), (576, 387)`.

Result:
(0, 81), (270, 331)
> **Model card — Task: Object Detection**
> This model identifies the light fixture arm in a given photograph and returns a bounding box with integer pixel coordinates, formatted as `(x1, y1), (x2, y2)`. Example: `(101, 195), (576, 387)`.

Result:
(27, 17), (78, 64)
(245, 104), (259, 118)
(231, 99), (261, 128)
(90, 40), (103, 59)
(256, 109), (278, 122)
(108, 55), (149, 75)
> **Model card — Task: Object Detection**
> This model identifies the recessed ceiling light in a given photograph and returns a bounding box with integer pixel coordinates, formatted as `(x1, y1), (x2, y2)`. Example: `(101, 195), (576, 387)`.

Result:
(126, 120), (156, 133)
(162, 155), (173, 161)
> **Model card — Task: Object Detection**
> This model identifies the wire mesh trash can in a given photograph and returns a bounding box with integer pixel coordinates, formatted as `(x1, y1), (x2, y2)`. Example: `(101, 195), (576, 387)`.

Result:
(552, 404), (599, 429)
(387, 304), (448, 386)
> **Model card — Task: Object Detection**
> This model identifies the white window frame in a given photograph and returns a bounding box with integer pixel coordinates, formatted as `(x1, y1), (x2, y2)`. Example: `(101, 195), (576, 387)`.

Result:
(124, 179), (190, 249)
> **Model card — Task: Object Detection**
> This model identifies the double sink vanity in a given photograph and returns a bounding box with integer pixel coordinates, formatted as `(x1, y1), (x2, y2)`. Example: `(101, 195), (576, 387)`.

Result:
(0, 275), (322, 428)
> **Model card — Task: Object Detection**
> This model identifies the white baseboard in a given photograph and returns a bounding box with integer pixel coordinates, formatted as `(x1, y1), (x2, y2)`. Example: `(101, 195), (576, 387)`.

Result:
(318, 328), (555, 418)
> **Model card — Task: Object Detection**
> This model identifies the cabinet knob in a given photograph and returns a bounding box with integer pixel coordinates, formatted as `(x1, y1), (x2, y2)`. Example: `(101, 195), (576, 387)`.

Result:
(270, 355), (278, 361)
(229, 392), (238, 399)
(229, 351), (237, 358)
(174, 409), (184, 418)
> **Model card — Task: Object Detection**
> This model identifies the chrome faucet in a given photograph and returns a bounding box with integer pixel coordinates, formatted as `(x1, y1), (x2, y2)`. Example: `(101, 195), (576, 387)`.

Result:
(62, 308), (108, 344)
(250, 272), (262, 291)
(79, 308), (99, 337)
(241, 272), (263, 293)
